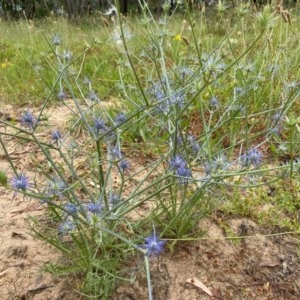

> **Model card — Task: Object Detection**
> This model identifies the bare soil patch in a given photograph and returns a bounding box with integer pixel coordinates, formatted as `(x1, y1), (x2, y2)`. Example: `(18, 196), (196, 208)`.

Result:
(114, 218), (300, 300)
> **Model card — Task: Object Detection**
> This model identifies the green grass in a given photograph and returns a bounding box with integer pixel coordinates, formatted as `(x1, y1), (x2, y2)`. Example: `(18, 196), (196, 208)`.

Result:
(0, 17), (120, 105)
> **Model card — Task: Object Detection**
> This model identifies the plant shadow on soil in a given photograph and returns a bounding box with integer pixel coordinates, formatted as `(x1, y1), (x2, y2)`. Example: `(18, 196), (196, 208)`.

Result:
(1, 104), (300, 300)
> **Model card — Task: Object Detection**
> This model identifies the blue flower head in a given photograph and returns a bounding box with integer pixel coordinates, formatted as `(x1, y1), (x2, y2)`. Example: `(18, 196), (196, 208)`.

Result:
(142, 233), (166, 256)
(271, 112), (284, 135)
(52, 33), (61, 46)
(175, 135), (183, 147)
(272, 112), (284, 123)
(169, 91), (185, 108)
(109, 192), (121, 207)
(63, 50), (72, 61)
(176, 165), (192, 185)
(11, 173), (30, 193)
(240, 148), (263, 167)
(187, 135), (201, 155)
(86, 202), (102, 214)
(234, 87), (244, 96)
(65, 202), (78, 216)
(210, 96), (219, 109)
(115, 113), (127, 126)
(119, 159), (130, 172)
(177, 66), (193, 80)
(51, 129), (62, 145)
(109, 144), (122, 160)
(59, 220), (75, 235)
(205, 154), (229, 176)
(57, 89), (67, 101)
(88, 91), (100, 102)
(93, 117), (107, 135)
(83, 76), (92, 85)
(21, 110), (36, 129)
(169, 155), (186, 171)
(47, 177), (66, 198)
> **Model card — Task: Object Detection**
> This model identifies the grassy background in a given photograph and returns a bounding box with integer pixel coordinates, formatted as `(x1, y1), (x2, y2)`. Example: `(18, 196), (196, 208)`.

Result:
(1, 5), (298, 106)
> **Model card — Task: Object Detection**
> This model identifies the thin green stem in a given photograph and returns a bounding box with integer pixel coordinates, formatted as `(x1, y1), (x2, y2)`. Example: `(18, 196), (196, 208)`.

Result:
(96, 139), (109, 210)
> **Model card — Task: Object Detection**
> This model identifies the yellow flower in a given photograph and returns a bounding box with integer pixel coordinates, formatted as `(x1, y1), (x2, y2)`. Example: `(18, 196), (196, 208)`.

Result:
(1, 62), (13, 68)
(174, 34), (182, 41)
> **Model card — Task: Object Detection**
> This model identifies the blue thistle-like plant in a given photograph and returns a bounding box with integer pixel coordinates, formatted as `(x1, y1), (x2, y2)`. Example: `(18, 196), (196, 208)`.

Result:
(177, 66), (193, 80)
(169, 91), (185, 108)
(142, 233), (166, 256)
(59, 220), (75, 235)
(86, 202), (102, 214)
(65, 202), (78, 216)
(57, 89), (67, 101)
(240, 148), (263, 167)
(114, 113), (127, 126)
(109, 192), (121, 207)
(93, 117), (107, 135)
(63, 50), (72, 61)
(11, 172), (30, 193)
(210, 96), (219, 109)
(47, 177), (66, 198)
(20, 110), (36, 129)
(108, 144), (122, 160)
(52, 33), (61, 46)
(205, 154), (229, 176)
(169, 155), (192, 184)
(169, 155), (186, 171)
(176, 165), (192, 185)
(187, 135), (201, 155)
(51, 129), (62, 145)
(87, 91), (100, 102)
(119, 159), (130, 172)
